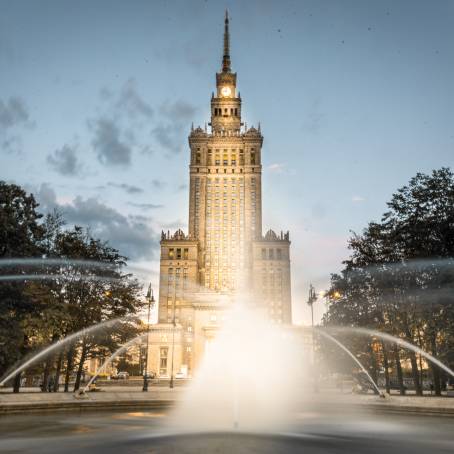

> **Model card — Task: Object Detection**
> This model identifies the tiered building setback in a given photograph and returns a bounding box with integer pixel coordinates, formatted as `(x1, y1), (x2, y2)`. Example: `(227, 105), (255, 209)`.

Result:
(147, 12), (292, 378)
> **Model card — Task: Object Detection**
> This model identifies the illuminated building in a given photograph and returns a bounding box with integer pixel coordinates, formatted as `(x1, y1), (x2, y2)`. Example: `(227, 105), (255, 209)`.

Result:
(147, 12), (292, 378)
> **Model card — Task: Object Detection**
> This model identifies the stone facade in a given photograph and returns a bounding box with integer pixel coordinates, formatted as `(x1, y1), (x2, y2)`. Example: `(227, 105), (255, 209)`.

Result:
(147, 12), (292, 379)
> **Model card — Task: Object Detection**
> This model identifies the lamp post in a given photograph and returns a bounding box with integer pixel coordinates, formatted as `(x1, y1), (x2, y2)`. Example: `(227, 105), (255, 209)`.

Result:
(307, 283), (317, 330)
(142, 284), (155, 392)
(307, 283), (318, 392)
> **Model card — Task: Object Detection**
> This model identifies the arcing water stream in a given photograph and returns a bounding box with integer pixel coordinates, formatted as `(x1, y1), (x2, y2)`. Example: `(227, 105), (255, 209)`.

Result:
(314, 328), (383, 396)
(0, 318), (130, 387)
(83, 332), (149, 392)
(327, 326), (454, 380)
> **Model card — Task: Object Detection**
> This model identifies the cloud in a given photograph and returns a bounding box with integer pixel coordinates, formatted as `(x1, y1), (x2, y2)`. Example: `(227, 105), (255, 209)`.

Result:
(107, 182), (144, 194)
(267, 163), (286, 173)
(177, 183), (188, 192)
(2, 135), (22, 154)
(0, 97), (29, 130)
(91, 83), (195, 162)
(115, 78), (154, 120)
(88, 79), (156, 166)
(91, 118), (132, 166)
(152, 124), (183, 154)
(152, 100), (197, 154)
(0, 97), (33, 154)
(47, 144), (83, 176)
(352, 195), (366, 203)
(128, 202), (164, 210)
(99, 87), (114, 101)
(152, 179), (166, 190)
(153, 29), (213, 71)
(160, 100), (197, 122)
(34, 184), (158, 261)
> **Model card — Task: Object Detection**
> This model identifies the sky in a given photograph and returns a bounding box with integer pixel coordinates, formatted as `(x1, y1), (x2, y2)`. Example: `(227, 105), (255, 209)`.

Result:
(1, 0), (453, 325)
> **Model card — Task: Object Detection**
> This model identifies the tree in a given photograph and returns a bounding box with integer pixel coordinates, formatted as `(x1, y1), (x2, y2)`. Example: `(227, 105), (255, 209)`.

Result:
(0, 183), (145, 393)
(323, 168), (454, 396)
(0, 182), (45, 391)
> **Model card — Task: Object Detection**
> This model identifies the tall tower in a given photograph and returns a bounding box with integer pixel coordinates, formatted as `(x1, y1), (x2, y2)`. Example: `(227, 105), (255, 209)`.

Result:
(188, 10), (263, 293)
(152, 12), (292, 378)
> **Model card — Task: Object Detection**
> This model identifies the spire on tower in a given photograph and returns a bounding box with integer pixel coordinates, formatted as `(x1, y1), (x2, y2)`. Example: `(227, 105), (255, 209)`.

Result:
(222, 10), (231, 73)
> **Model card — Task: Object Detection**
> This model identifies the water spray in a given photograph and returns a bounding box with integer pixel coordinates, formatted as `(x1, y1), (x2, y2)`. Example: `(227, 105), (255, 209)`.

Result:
(82, 332), (149, 393)
(0, 317), (132, 387)
(314, 328), (384, 397)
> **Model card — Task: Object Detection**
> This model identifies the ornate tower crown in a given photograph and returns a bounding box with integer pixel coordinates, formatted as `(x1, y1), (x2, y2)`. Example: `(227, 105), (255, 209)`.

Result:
(211, 10), (241, 133)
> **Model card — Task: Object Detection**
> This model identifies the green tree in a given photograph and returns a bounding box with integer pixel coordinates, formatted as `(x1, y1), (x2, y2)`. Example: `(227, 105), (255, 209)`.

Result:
(324, 168), (454, 396)
(0, 182), (45, 392)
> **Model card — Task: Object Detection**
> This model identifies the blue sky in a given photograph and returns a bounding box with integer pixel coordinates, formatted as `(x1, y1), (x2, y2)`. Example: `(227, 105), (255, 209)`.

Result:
(1, 0), (453, 324)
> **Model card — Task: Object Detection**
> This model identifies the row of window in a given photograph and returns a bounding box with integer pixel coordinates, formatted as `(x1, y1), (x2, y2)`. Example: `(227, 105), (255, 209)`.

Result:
(213, 107), (239, 117)
(195, 167), (259, 174)
(261, 248), (284, 260)
(194, 149), (257, 166)
(168, 248), (189, 260)
(196, 155), (256, 166)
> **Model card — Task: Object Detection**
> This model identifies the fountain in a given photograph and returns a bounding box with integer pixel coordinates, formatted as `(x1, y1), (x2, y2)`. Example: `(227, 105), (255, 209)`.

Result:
(2, 291), (454, 453)
(2, 262), (454, 453)
(314, 328), (383, 396)
(327, 326), (454, 381)
(83, 332), (149, 393)
(0, 317), (131, 387)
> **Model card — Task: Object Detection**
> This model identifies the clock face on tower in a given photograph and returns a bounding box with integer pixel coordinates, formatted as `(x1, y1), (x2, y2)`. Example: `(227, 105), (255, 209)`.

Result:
(221, 86), (232, 97)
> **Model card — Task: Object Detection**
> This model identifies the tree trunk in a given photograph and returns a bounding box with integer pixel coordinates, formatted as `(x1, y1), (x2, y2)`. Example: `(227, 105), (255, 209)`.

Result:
(73, 341), (88, 392)
(404, 327), (423, 395)
(394, 345), (405, 395)
(382, 342), (391, 394)
(64, 346), (74, 392)
(430, 334), (442, 396)
(431, 365), (442, 396)
(409, 351), (423, 395)
(368, 343), (380, 394)
(41, 358), (52, 392)
(13, 372), (22, 393)
(42, 334), (59, 392)
(53, 351), (63, 392)
(416, 328), (424, 385)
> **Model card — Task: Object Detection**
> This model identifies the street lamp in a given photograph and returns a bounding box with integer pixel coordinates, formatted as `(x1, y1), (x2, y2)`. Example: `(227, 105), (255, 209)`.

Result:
(142, 284), (155, 392)
(307, 283), (318, 392)
(307, 283), (317, 329)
